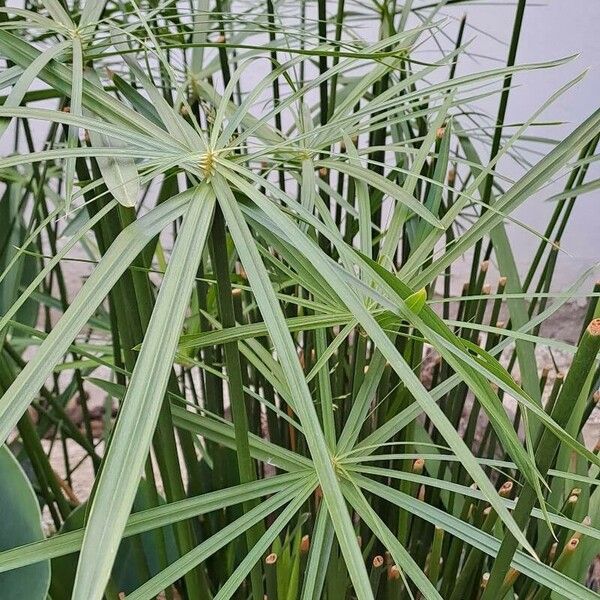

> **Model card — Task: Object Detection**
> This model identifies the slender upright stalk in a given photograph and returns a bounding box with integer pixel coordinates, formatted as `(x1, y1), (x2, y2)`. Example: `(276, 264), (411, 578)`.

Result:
(482, 319), (600, 598)
(210, 205), (264, 600)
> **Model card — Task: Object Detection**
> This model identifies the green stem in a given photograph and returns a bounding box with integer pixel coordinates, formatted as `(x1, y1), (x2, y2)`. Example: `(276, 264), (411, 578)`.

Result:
(482, 318), (600, 599)
(210, 204), (264, 600)
(469, 0), (526, 281)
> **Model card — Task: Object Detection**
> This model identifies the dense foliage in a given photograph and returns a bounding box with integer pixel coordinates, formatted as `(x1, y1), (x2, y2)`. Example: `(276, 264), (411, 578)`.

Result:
(0, 1), (599, 599)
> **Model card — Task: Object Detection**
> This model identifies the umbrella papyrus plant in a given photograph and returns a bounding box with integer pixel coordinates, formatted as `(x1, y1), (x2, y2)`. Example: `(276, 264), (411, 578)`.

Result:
(0, 1), (599, 599)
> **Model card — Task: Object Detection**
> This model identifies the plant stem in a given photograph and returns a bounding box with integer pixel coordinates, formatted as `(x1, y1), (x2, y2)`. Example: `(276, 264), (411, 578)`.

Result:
(482, 318), (600, 598)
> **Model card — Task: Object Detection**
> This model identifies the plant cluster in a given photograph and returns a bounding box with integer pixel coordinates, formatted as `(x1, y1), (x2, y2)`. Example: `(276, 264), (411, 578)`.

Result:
(0, 1), (599, 599)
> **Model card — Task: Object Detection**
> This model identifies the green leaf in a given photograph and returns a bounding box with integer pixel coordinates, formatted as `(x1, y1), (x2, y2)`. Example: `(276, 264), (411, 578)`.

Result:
(0, 446), (50, 599)
(0, 189), (195, 447)
(405, 287), (427, 314)
(0, 474), (304, 574)
(41, 0), (74, 28)
(316, 158), (443, 229)
(0, 39), (70, 140)
(64, 36), (83, 209)
(84, 71), (141, 208)
(72, 186), (215, 600)
(126, 479), (315, 600)
(219, 166), (538, 560)
(49, 481), (178, 599)
(212, 479), (316, 600)
(342, 480), (442, 599)
(212, 173), (374, 600)
(0, 30), (180, 143)
(358, 475), (597, 600)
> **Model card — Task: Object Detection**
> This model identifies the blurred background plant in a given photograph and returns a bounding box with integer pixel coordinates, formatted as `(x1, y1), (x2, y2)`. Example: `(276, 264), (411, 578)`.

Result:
(0, 1), (599, 599)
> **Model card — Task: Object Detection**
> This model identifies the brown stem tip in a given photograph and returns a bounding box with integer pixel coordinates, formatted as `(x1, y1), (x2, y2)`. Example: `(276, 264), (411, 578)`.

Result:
(565, 537), (580, 552)
(412, 458), (425, 473)
(499, 481), (513, 498)
(373, 555), (384, 568)
(588, 318), (600, 336)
